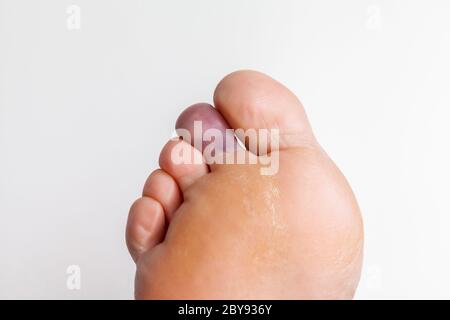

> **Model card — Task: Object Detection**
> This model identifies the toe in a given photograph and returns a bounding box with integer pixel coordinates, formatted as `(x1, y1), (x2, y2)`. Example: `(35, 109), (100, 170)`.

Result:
(176, 103), (236, 154)
(126, 197), (166, 263)
(214, 70), (317, 153)
(143, 169), (182, 222)
(175, 103), (240, 166)
(159, 139), (209, 192)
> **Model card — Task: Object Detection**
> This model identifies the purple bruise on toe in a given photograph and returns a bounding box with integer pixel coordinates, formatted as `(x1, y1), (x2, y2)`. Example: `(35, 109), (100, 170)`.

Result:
(175, 103), (236, 153)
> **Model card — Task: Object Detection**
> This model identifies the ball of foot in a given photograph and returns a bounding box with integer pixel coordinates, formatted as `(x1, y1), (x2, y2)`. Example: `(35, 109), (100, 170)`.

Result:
(126, 70), (364, 299)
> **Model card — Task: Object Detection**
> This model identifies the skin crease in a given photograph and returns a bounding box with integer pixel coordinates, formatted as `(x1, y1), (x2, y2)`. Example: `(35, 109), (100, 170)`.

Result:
(127, 70), (364, 300)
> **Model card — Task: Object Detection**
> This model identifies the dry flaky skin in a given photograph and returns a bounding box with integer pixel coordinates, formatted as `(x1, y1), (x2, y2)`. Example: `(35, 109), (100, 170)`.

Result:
(135, 146), (363, 299)
(127, 70), (364, 300)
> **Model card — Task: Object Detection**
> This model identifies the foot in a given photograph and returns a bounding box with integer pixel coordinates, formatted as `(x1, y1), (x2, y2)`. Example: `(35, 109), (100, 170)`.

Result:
(126, 70), (363, 299)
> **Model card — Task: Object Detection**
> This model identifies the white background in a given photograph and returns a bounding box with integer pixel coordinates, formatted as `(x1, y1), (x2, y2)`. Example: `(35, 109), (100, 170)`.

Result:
(1, 0), (450, 299)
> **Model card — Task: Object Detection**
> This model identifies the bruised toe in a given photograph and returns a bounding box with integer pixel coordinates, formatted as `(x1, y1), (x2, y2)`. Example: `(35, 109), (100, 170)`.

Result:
(175, 103), (237, 155)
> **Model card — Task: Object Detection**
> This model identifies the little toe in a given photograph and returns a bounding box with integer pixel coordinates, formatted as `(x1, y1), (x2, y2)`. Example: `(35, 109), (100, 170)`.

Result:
(126, 197), (166, 262)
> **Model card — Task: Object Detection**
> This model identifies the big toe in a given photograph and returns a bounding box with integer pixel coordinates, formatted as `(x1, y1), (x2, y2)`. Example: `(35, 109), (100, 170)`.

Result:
(214, 70), (318, 154)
